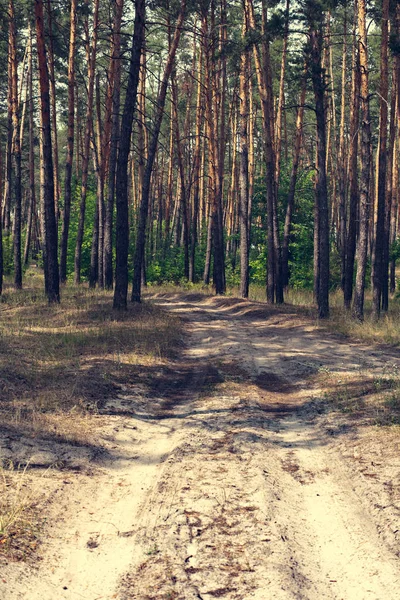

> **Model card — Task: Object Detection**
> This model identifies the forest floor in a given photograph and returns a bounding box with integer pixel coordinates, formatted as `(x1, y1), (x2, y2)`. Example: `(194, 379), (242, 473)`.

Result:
(1, 290), (400, 599)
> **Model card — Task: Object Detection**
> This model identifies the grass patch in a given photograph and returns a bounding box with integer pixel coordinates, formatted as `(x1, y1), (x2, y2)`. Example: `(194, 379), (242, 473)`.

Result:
(0, 464), (46, 562)
(320, 372), (400, 428)
(0, 271), (183, 448)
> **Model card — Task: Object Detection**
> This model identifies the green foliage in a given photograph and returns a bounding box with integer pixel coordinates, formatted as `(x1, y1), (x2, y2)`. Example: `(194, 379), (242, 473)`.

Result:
(2, 234), (13, 277)
(390, 239), (400, 263)
(66, 179), (97, 282)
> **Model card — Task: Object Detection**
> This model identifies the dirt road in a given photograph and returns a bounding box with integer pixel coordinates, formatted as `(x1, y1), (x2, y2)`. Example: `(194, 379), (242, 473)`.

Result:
(3, 294), (400, 599)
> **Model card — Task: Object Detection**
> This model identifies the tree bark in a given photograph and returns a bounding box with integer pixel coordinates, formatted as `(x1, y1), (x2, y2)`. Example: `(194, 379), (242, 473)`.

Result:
(35, 0), (60, 303)
(282, 70), (306, 288)
(9, 0), (22, 290)
(344, 1), (360, 309)
(353, 0), (371, 321)
(239, 21), (249, 299)
(372, 0), (389, 318)
(113, 0), (146, 309)
(104, 0), (124, 290)
(24, 27), (36, 267)
(60, 0), (77, 283)
(74, 0), (99, 284)
(309, 24), (329, 319)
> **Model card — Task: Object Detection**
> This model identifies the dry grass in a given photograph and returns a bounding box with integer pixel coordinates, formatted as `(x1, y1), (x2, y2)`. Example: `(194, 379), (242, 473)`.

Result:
(0, 270), (183, 446)
(148, 282), (400, 346)
(0, 464), (47, 561)
(247, 284), (400, 347)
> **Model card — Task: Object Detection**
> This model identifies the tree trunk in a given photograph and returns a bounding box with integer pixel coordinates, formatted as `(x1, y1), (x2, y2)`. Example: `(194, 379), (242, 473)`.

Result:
(60, 0), (77, 283)
(372, 0), (389, 318)
(9, 0), (22, 290)
(46, 0), (61, 225)
(113, 0), (146, 309)
(171, 70), (189, 279)
(24, 27), (36, 267)
(352, 0), (371, 321)
(239, 21), (249, 299)
(104, 0), (124, 290)
(74, 0), (99, 284)
(337, 10), (347, 291)
(35, 0), (60, 303)
(3, 34), (13, 237)
(309, 24), (329, 319)
(189, 40), (203, 283)
(282, 70), (306, 288)
(344, 3), (360, 309)
(246, 0), (278, 303)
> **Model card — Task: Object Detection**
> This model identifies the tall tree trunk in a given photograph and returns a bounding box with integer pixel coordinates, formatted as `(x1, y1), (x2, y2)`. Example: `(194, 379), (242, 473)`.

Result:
(390, 4), (400, 294)
(246, 0), (279, 303)
(95, 74), (105, 287)
(344, 2), (360, 309)
(382, 71), (396, 310)
(189, 40), (203, 283)
(113, 0), (146, 309)
(353, 0), (371, 321)
(309, 24), (329, 319)
(171, 70), (189, 279)
(24, 27), (36, 267)
(60, 0), (77, 283)
(74, 0), (99, 284)
(46, 0), (61, 224)
(131, 0), (186, 303)
(372, 0), (389, 318)
(282, 70), (306, 288)
(9, 0), (22, 290)
(35, 0), (60, 303)
(3, 40), (13, 235)
(274, 0), (289, 192)
(337, 10), (347, 291)
(104, 0), (124, 290)
(239, 18), (249, 298)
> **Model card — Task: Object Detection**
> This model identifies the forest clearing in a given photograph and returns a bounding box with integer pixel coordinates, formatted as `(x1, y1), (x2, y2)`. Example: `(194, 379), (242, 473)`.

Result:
(1, 282), (400, 599)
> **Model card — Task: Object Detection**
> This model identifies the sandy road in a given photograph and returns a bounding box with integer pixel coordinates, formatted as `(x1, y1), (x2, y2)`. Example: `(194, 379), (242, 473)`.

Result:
(3, 294), (400, 600)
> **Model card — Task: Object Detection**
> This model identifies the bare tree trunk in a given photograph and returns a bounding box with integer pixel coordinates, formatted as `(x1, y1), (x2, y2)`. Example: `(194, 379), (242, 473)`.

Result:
(344, 1), (360, 309)
(353, 0), (371, 321)
(46, 0), (61, 224)
(372, 0), (389, 318)
(60, 0), (77, 283)
(35, 0), (60, 303)
(246, 0), (280, 303)
(309, 23), (329, 319)
(337, 10), (347, 291)
(274, 0), (289, 192)
(113, 0), (146, 309)
(189, 40), (203, 283)
(3, 47), (12, 236)
(74, 0), (99, 284)
(171, 70), (189, 279)
(24, 27), (36, 266)
(239, 17), (249, 298)
(9, 0), (22, 290)
(282, 70), (306, 288)
(104, 0), (124, 290)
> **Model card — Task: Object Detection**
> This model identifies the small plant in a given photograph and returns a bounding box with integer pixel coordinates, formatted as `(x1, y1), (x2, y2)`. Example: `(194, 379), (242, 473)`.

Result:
(145, 543), (160, 556)
(0, 463), (43, 560)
